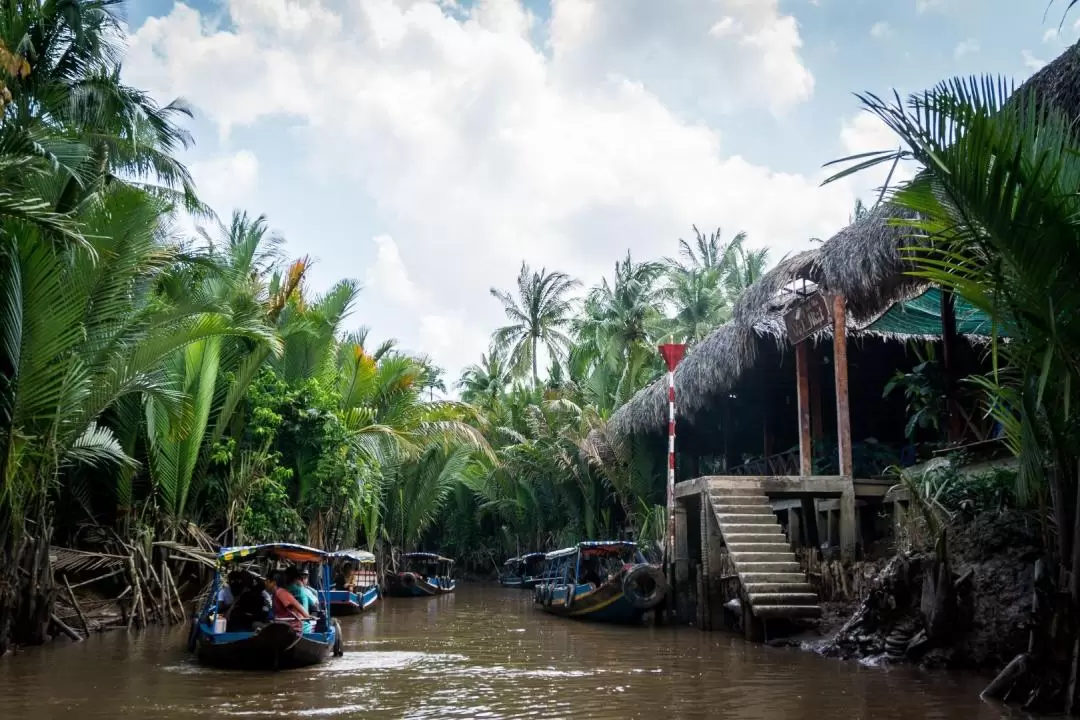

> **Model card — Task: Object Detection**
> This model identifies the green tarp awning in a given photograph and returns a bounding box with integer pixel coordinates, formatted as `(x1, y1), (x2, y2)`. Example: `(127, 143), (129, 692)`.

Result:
(866, 288), (1007, 338)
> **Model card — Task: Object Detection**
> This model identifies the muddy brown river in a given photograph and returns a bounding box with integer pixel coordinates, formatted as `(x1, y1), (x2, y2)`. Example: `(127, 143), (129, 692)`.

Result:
(0, 585), (1029, 718)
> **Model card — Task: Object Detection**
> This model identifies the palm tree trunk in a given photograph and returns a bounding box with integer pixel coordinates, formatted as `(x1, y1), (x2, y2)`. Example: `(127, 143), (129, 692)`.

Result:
(532, 336), (539, 386)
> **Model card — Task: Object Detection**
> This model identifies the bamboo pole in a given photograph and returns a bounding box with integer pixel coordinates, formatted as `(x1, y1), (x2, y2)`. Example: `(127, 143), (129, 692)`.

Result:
(63, 575), (91, 638)
(164, 563), (186, 623)
(50, 613), (82, 642)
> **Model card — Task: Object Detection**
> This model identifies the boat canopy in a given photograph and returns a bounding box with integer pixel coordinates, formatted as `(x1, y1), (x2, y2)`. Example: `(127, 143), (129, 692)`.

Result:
(521, 552), (546, 561)
(404, 552), (453, 563)
(545, 546), (577, 560)
(546, 541), (637, 561)
(217, 543), (329, 565)
(330, 549), (376, 564)
(503, 556), (521, 566)
(578, 540), (637, 557)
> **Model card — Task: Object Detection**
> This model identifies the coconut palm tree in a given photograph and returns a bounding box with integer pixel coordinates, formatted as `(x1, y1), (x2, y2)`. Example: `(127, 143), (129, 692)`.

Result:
(490, 262), (580, 385)
(665, 267), (729, 344)
(0, 0), (202, 213)
(458, 347), (512, 408)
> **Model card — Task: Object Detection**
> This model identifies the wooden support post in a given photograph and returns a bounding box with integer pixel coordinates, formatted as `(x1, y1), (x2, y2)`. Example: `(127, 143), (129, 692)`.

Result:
(788, 507), (802, 549)
(796, 341), (813, 477)
(674, 504), (689, 624)
(941, 290), (964, 443)
(832, 294), (857, 560)
(801, 497), (820, 549)
(762, 409), (772, 472)
(832, 294), (853, 477)
(699, 493), (711, 630)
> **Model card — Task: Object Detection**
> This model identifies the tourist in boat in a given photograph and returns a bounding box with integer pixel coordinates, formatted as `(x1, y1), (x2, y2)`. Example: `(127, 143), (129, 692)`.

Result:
(266, 572), (310, 631)
(297, 567), (321, 612)
(226, 573), (271, 632)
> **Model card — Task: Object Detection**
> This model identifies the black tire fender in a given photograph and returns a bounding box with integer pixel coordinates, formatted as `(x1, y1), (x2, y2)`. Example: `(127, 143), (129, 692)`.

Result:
(623, 564), (667, 610)
(332, 618), (344, 657)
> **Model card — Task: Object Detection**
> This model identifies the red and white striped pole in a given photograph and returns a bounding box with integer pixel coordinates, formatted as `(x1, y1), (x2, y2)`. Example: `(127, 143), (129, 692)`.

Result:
(658, 342), (686, 577)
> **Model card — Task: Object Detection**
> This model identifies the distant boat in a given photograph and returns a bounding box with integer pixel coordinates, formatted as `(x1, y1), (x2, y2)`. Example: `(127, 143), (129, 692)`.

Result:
(327, 549), (380, 614)
(385, 552), (456, 597)
(534, 541), (667, 623)
(499, 552), (548, 589)
(188, 543), (342, 670)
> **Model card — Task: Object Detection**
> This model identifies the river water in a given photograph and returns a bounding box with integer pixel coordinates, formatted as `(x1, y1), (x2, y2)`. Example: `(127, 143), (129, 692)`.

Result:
(0, 585), (1028, 719)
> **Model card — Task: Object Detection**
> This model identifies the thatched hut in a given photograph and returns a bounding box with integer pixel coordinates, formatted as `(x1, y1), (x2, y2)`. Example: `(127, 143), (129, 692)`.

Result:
(607, 38), (1080, 460)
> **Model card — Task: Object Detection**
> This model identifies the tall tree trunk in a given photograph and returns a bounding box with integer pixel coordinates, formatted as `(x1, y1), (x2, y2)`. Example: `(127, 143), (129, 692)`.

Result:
(531, 335), (539, 386)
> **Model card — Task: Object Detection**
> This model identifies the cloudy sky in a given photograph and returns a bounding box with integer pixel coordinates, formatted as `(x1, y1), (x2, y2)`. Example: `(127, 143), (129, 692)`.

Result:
(122, 0), (1074, 381)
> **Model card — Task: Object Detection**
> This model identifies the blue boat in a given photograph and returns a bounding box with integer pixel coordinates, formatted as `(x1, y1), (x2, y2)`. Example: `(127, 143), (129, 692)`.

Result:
(534, 541), (667, 623)
(187, 543), (342, 670)
(385, 552), (456, 597)
(499, 552), (548, 589)
(327, 549), (380, 615)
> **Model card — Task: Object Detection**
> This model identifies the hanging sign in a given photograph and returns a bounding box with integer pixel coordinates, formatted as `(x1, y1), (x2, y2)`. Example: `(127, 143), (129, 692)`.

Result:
(784, 293), (831, 344)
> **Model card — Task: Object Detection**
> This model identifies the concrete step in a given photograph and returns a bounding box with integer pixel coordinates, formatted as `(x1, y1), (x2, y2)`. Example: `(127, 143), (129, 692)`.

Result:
(711, 504), (774, 515)
(740, 572), (808, 584)
(711, 494), (770, 506)
(709, 486), (764, 497)
(735, 561), (801, 573)
(728, 551), (797, 563)
(743, 582), (814, 595)
(726, 542), (794, 553)
(752, 604), (822, 620)
(715, 513), (776, 525)
(748, 592), (819, 607)
(723, 529), (786, 542)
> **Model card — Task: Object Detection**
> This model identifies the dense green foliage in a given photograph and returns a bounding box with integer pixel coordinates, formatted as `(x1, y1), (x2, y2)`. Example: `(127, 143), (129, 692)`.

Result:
(0, 3), (777, 614)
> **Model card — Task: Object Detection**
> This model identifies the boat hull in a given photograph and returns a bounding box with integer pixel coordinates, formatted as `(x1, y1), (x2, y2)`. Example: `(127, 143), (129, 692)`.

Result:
(385, 573), (456, 597)
(500, 576), (546, 589)
(193, 620), (335, 670)
(328, 586), (380, 615)
(536, 580), (644, 623)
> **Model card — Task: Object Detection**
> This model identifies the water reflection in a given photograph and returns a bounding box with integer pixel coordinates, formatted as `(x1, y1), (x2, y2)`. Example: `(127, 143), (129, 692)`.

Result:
(0, 585), (1027, 719)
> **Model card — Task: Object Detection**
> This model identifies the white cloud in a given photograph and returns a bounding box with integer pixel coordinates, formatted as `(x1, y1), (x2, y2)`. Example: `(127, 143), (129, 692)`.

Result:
(915, 0), (946, 13)
(870, 22), (891, 39)
(366, 235), (421, 309)
(1022, 49), (1047, 70)
(549, 0), (814, 116)
(839, 112), (916, 200)
(953, 38), (979, 58)
(125, 0), (853, 376)
(187, 150), (260, 219)
(1043, 28), (1059, 44)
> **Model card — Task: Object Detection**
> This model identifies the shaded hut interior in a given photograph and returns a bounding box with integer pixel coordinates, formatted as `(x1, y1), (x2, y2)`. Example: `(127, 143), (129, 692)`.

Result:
(666, 332), (991, 482)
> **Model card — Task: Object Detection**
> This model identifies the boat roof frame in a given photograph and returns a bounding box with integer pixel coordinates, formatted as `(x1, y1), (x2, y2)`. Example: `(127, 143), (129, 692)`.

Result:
(329, 549), (376, 564)
(217, 542), (329, 565)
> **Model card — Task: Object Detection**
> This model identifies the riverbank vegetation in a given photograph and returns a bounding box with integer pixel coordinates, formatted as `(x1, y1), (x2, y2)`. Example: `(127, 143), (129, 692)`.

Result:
(6, 3), (1080, 715)
(0, 1), (774, 652)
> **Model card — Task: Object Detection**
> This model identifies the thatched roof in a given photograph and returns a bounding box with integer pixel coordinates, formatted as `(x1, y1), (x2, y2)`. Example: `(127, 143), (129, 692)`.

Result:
(605, 41), (1080, 443)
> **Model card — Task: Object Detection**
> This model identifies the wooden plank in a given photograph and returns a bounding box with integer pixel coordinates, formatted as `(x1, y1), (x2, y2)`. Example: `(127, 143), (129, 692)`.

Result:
(796, 341), (813, 476)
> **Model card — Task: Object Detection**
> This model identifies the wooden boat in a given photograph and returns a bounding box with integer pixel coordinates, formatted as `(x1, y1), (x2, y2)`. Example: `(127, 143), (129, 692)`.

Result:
(499, 552), (548, 589)
(187, 543), (342, 670)
(385, 552), (456, 597)
(327, 549), (380, 615)
(534, 541), (667, 623)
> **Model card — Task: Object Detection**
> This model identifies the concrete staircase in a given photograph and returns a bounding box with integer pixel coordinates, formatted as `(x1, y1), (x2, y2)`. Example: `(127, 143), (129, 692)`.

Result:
(709, 483), (821, 621)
